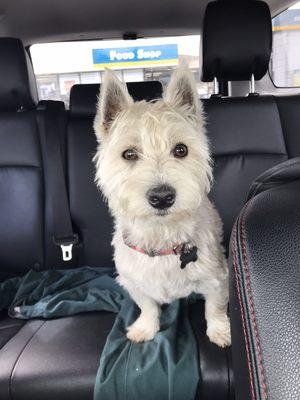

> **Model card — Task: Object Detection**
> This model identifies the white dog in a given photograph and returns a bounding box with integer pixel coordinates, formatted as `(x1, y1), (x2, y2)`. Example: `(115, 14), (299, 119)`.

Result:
(93, 68), (231, 347)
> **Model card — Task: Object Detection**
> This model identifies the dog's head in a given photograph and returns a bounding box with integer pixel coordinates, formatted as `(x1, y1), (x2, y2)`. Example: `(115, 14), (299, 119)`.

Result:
(93, 68), (212, 222)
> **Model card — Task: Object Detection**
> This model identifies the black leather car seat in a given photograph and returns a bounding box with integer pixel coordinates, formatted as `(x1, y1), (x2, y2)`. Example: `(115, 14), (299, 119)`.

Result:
(230, 158), (300, 400)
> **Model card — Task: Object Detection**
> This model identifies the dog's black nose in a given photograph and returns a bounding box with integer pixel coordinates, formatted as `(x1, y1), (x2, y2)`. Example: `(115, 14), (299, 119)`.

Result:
(147, 185), (176, 210)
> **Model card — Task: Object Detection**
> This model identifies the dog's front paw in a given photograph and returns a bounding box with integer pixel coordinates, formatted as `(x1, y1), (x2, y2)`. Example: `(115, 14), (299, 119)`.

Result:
(207, 314), (231, 348)
(126, 317), (159, 343)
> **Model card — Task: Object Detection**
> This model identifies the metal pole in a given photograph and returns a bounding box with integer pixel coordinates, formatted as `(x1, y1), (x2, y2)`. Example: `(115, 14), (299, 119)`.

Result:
(213, 77), (219, 95)
(228, 81), (232, 97)
(249, 74), (255, 94)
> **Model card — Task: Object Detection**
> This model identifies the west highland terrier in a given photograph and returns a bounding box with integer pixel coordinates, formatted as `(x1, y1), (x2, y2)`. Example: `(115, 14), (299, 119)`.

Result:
(93, 68), (231, 347)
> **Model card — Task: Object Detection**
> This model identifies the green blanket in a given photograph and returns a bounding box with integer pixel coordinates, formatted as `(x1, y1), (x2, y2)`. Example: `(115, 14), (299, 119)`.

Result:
(0, 267), (199, 400)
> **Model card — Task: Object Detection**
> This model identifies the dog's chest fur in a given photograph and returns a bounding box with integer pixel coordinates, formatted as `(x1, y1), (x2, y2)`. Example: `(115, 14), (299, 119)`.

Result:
(113, 197), (226, 304)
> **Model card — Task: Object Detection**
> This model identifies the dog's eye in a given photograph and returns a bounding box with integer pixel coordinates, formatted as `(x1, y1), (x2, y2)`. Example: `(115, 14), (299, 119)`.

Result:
(173, 143), (188, 158)
(122, 148), (139, 161)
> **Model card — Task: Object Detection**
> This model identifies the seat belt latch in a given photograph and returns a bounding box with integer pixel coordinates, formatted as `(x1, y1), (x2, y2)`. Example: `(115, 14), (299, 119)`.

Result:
(61, 243), (74, 261)
(53, 234), (79, 262)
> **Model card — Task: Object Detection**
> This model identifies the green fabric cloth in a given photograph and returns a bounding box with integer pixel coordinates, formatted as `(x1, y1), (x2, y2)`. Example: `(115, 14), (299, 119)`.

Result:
(0, 267), (199, 400)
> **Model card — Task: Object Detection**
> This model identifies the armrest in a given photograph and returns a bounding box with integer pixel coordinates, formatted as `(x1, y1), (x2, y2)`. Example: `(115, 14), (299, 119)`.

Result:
(229, 177), (300, 400)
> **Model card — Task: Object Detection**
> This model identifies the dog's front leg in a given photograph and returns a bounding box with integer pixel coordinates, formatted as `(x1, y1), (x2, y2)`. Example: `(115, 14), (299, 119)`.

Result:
(204, 285), (231, 348)
(125, 284), (160, 343)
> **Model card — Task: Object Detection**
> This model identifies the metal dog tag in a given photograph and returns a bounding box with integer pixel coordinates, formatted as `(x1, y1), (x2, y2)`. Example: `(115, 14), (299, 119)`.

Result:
(180, 243), (198, 269)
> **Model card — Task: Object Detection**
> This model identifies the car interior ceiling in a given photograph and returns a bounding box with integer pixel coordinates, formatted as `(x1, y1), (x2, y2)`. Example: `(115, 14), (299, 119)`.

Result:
(0, 0), (299, 400)
(0, 0), (296, 44)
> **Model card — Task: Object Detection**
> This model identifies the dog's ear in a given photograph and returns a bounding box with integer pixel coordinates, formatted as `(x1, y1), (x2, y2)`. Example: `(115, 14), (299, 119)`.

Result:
(165, 67), (201, 117)
(94, 70), (133, 138)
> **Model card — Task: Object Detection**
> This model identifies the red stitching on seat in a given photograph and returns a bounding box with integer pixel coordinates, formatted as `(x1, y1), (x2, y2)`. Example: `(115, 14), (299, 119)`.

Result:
(240, 201), (268, 400)
(231, 225), (256, 400)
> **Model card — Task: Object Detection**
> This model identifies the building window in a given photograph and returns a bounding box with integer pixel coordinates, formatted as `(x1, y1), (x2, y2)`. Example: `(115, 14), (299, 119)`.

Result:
(270, 1), (300, 87)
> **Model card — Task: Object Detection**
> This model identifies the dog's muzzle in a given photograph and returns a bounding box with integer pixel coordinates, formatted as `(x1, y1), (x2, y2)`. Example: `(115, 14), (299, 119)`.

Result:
(147, 185), (176, 210)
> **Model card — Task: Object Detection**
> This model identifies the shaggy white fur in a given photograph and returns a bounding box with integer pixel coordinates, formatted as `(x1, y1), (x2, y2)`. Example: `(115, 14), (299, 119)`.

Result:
(93, 68), (231, 347)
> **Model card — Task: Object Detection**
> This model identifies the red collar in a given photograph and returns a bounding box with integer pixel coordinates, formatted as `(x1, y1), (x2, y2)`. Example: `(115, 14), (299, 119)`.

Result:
(123, 234), (186, 257)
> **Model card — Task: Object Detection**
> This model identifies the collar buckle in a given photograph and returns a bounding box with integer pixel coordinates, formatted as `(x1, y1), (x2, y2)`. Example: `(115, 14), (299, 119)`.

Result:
(173, 243), (184, 255)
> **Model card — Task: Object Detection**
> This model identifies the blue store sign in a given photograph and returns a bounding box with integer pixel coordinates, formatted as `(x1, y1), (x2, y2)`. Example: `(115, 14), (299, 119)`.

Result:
(92, 44), (178, 68)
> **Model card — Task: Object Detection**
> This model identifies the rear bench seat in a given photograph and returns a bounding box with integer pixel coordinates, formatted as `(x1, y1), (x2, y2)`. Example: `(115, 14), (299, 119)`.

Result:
(0, 39), (233, 397)
(1, 27), (300, 400)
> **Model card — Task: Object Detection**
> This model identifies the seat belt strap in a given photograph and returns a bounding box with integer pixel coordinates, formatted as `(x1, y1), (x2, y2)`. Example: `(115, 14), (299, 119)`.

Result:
(38, 102), (78, 261)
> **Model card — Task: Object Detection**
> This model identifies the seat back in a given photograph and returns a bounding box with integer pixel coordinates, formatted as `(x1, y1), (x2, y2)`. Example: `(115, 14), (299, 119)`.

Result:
(205, 96), (288, 246)
(0, 38), (44, 280)
(0, 39), (69, 278)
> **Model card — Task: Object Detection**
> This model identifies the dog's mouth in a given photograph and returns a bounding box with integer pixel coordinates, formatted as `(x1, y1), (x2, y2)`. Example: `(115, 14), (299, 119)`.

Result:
(155, 209), (169, 217)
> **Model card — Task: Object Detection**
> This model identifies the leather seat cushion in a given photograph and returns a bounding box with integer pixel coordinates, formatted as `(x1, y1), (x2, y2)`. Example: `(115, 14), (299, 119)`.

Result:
(0, 313), (25, 350)
(0, 300), (234, 400)
(0, 312), (116, 400)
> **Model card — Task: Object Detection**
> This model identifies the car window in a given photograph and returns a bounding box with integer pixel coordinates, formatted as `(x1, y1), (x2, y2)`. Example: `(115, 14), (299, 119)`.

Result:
(30, 36), (212, 107)
(270, 1), (300, 87)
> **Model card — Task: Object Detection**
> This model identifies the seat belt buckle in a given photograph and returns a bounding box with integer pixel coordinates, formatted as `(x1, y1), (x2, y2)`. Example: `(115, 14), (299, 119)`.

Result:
(53, 234), (79, 262)
(61, 243), (74, 261)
